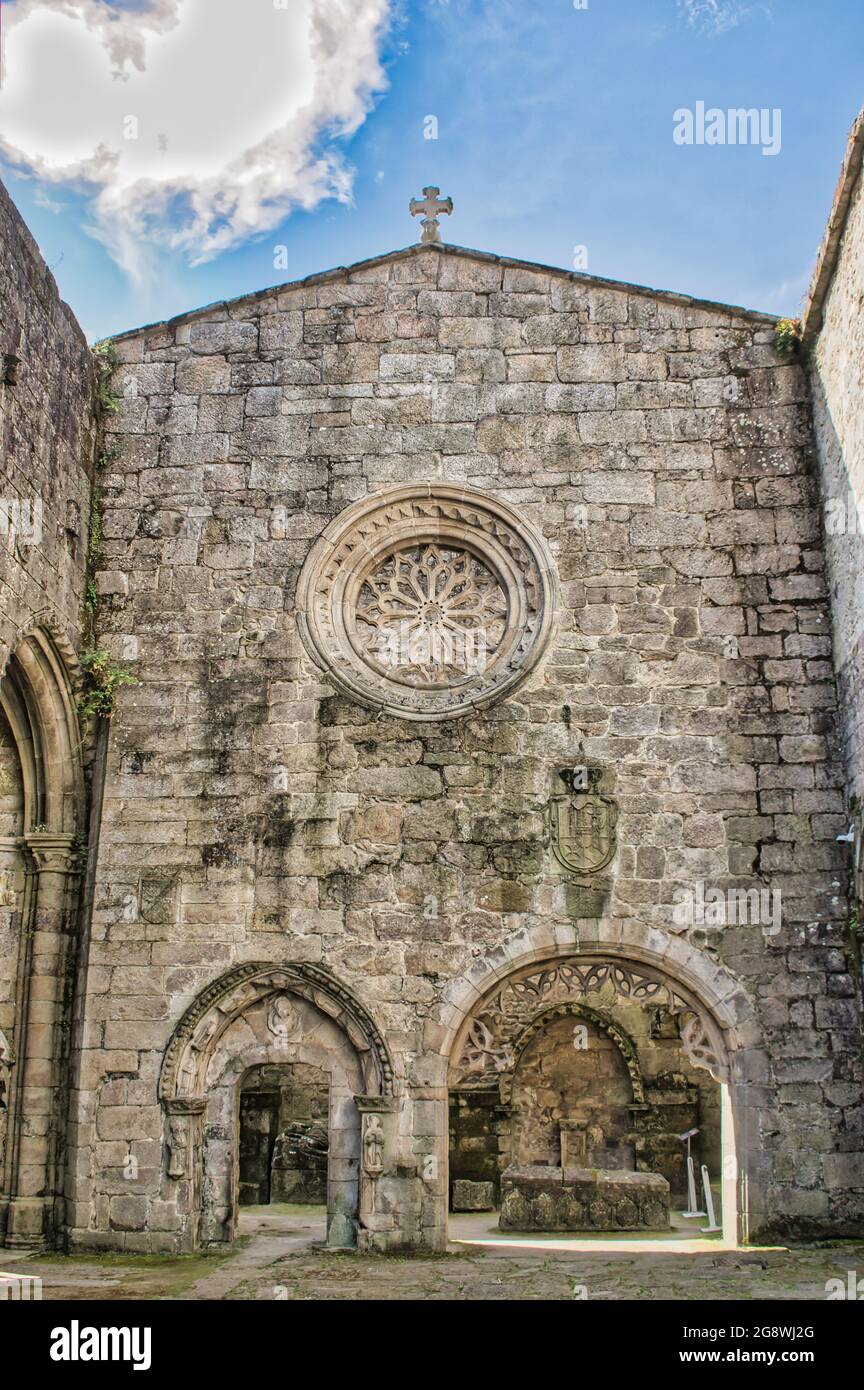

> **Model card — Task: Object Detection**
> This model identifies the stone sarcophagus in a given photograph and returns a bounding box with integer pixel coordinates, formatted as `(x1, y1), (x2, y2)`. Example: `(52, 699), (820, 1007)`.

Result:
(499, 1165), (670, 1232)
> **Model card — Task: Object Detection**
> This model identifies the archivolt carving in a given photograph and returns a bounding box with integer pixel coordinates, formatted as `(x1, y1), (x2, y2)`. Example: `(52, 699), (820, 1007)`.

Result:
(3, 613), (82, 690)
(295, 484), (558, 720)
(159, 962), (394, 1103)
(499, 1003), (645, 1105)
(0, 624), (84, 834)
(452, 956), (728, 1086)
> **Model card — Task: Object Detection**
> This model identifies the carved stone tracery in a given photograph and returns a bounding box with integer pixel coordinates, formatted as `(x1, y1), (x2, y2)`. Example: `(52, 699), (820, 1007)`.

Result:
(452, 957), (727, 1086)
(355, 542), (508, 685)
(295, 485), (558, 720)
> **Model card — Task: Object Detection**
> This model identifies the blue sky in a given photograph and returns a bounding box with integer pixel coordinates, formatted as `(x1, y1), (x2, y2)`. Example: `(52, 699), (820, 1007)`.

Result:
(1, 0), (861, 342)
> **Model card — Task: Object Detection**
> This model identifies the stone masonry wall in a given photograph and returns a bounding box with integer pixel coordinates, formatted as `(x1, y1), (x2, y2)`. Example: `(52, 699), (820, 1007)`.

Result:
(0, 178), (95, 1249)
(808, 124), (864, 807)
(0, 178), (95, 668)
(68, 242), (862, 1249)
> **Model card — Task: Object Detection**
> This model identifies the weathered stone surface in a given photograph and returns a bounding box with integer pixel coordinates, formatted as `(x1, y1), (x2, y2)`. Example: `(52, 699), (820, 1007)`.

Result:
(73, 240), (860, 1250)
(499, 1165), (670, 1231)
(451, 1179), (496, 1211)
(1, 167), (863, 1261)
(804, 111), (864, 927)
(0, 179), (96, 1253)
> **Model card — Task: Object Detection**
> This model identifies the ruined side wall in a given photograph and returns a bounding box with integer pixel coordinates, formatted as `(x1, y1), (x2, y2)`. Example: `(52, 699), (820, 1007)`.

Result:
(0, 178), (95, 666)
(72, 244), (861, 1250)
(808, 127), (864, 808)
(0, 178), (95, 1247)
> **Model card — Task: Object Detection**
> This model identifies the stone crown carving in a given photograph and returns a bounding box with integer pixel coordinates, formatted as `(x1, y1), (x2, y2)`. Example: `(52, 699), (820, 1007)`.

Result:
(295, 484), (558, 721)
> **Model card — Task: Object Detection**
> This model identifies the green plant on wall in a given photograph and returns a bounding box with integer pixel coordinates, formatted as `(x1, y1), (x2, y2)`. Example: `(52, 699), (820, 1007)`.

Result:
(92, 339), (120, 413)
(78, 646), (135, 720)
(773, 317), (805, 362)
(78, 343), (135, 719)
(83, 483), (103, 618)
(97, 443), (121, 471)
(845, 796), (864, 1001)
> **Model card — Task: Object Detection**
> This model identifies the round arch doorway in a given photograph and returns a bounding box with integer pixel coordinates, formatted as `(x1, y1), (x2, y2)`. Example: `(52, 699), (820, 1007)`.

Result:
(438, 933), (764, 1248)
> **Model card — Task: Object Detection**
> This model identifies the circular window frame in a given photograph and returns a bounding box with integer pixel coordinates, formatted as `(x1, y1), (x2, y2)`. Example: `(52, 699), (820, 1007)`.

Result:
(295, 484), (558, 722)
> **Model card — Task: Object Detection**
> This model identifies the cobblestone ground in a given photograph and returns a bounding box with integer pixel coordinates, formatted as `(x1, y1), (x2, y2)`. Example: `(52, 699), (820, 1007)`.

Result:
(5, 1207), (863, 1302)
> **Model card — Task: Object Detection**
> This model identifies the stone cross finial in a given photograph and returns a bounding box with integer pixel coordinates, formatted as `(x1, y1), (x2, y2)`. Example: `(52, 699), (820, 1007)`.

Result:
(409, 186), (453, 244)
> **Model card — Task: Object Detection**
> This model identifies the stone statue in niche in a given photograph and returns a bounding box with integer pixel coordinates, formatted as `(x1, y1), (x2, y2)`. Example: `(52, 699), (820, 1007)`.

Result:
(363, 1114), (385, 1177)
(586, 1123), (605, 1153)
(166, 1113), (189, 1180)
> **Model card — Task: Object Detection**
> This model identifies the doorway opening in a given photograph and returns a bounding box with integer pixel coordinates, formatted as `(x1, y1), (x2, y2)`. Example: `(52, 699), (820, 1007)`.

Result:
(159, 963), (394, 1254)
(238, 1063), (329, 1209)
(446, 955), (739, 1251)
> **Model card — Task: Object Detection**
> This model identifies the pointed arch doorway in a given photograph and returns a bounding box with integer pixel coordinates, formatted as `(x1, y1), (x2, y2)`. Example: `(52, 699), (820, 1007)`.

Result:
(0, 626), (85, 1250)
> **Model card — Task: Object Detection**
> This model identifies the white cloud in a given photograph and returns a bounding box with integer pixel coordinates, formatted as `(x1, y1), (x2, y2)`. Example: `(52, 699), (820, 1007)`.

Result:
(0, 0), (390, 280)
(33, 188), (65, 214)
(758, 267), (811, 315)
(677, 0), (768, 35)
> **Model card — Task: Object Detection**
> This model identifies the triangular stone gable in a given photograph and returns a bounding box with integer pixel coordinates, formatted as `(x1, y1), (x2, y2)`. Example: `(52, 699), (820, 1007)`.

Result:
(106, 241), (778, 349)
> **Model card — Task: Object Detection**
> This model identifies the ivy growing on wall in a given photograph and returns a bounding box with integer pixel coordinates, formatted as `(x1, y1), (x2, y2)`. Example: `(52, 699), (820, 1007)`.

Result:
(844, 797), (864, 1007)
(92, 340), (121, 413)
(78, 342), (135, 721)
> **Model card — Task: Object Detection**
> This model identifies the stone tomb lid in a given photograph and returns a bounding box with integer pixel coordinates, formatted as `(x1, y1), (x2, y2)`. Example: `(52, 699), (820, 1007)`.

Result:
(502, 1163), (669, 1194)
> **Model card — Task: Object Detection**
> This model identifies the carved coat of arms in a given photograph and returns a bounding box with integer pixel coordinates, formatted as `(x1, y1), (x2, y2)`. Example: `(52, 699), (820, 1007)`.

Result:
(550, 785), (618, 874)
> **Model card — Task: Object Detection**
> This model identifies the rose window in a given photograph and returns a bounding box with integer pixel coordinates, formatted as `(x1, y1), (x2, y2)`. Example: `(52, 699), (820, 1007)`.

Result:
(295, 485), (558, 721)
(354, 544), (508, 686)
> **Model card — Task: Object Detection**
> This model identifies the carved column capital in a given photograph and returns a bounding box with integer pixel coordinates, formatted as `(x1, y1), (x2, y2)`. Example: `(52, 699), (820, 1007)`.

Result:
(354, 1094), (398, 1114)
(163, 1097), (206, 1117)
(23, 831), (80, 876)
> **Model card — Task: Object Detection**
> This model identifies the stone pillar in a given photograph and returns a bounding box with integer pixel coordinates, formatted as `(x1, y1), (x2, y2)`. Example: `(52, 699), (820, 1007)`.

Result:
(162, 1097), (205, 1252)
(4, 833), (80, 1249)
(319, 1084), (360, 1249)
(559, 1120), (587, 1169)
(412, 1086), (449, 1253)
(0, 836), (24, 1240)
(353, 1094), (398, 1251)
(720, 1083), (739, 1245)
(0, 1033), (14, 1242)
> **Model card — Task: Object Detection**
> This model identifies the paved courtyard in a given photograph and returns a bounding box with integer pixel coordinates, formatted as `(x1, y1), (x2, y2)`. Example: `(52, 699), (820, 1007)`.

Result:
(4, 1207), (862, 1302)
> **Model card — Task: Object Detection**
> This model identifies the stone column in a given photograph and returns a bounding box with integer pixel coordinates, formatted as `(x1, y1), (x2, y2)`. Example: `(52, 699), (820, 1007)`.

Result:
(413, 1088), (449, 1252)
(4, 832), (80, 1249)
(320, 1085), (362, 1250)
(0, 835), (24, 1239)
(163, 1097), (205, 1252)
(353, 1094), (398, 1251)
(0, 1033), (14, 1241)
